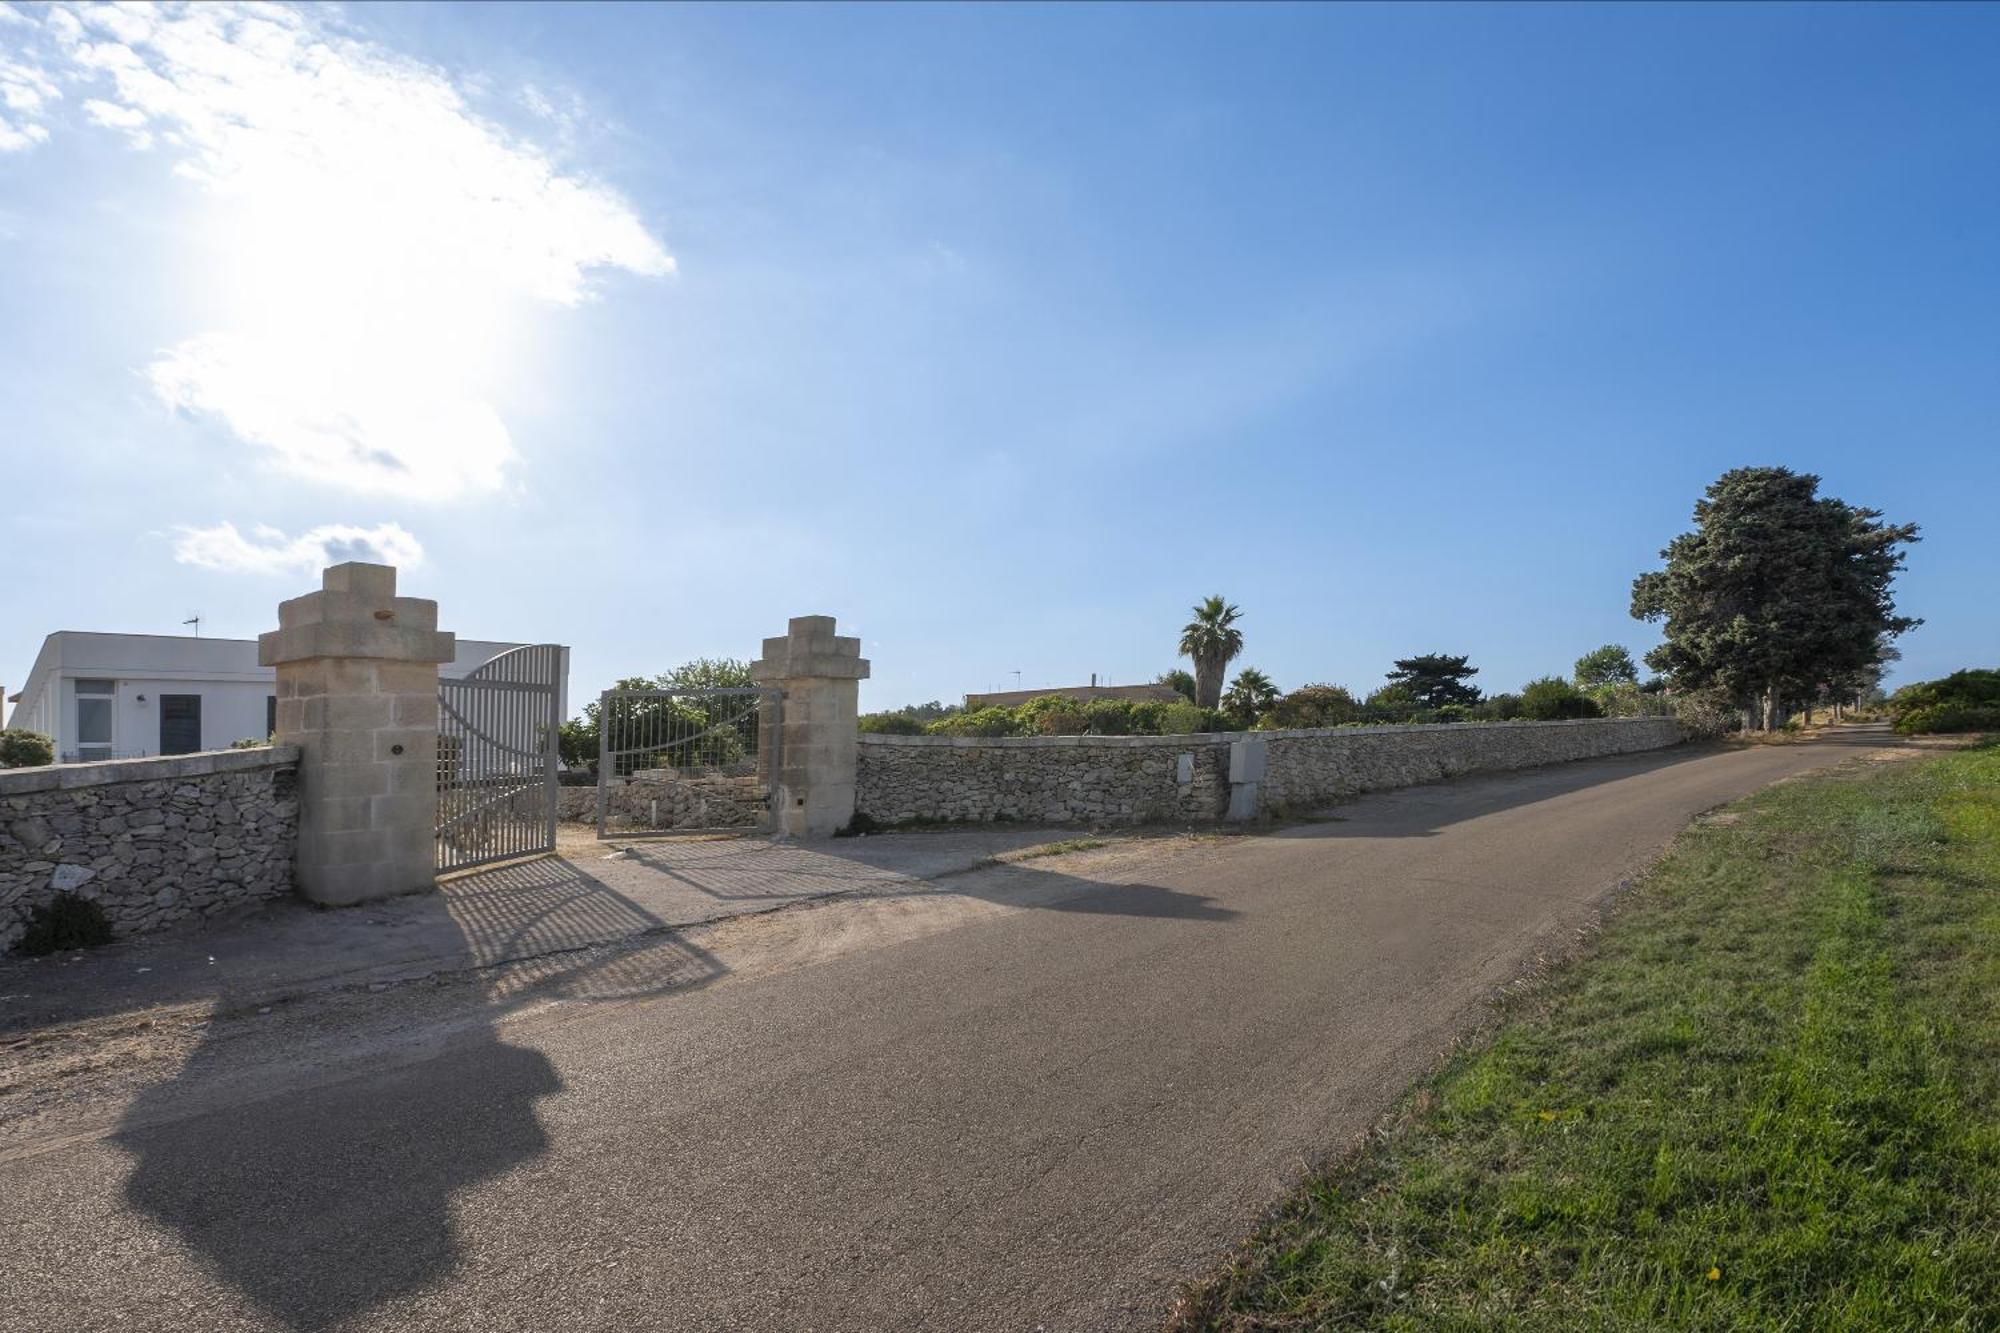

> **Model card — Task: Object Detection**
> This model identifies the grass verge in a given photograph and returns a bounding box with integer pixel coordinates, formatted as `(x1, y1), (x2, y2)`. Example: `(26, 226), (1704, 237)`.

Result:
(1174, 741), (2000, 1331)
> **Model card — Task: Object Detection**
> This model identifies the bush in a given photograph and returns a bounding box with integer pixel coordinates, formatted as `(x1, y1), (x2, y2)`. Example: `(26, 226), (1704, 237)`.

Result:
(925, 707), (1020, 738)
(1363, 685), (1421, 724)
(861, 701), (959, 734)
(858, 712), (927, 735)
(1015, 694), (1090, 735)
(1160, 701), (1226, 734)
(1262, 685), (1360, 730)
(17, 892), (113, 956)
(1085, 698), (1138, 735)
(1517, 676), (1603, 721)
(1123, 700), (1168, 734)
(1888, 669), (2000, 734)
(0, 729), (54, 768)
(1673, 688), (1738, 737)
(1895, 703), (2000, 736)
(228, 736), (272, 749)
(1586, 681), (1674, 719)
(1474, 693), (1524, 721)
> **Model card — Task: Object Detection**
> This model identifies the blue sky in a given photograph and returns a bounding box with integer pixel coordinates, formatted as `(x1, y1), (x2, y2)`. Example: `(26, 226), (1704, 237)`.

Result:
(3, 2), (1995, 713)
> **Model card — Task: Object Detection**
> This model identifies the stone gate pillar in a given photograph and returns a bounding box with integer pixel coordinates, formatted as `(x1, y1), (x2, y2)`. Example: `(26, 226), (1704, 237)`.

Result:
(259, 562), (455, 905)
(751, 616), (869, 838)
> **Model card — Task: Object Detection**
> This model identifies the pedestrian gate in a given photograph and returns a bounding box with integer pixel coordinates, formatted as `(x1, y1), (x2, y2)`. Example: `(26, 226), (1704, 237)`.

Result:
(595, 687), (781, 837)
(435, 644), (564, 873)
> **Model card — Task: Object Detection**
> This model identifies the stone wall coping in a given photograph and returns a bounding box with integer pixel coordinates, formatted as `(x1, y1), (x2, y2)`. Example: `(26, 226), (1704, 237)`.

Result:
(856, 717), (1678, 749)
(0, 745), (301, 796)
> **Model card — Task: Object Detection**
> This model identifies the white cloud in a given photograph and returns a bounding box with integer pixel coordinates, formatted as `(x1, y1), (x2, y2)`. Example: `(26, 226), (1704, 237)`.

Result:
(171, 520), (426, 576)
(22, 1), (672, 498)
(0, 56), (56, 150)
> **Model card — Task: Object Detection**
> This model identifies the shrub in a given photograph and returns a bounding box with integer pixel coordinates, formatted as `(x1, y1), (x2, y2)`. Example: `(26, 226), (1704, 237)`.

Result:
(1263, 684), (1360, 730)
(1586, 681), (1673, 719)
(925, 707), (1020, 738)
(1517, 676), (1603, 721)
(1362, 685), (1421, 724)
(17, 892), (113, 956)
(1124, 700), (1168, 734)
(858, 712), (927, 735)
(0, 729), (54, 769)
(1473, 693), (1524, 721)
(1085, 699), (1138, 735)
(1015, 694), (1090, 735)
(1895, 703), (2000, 736)
(1160, 700), (1223, 734)
(1673, 688), (1738, 736)
(1888, 669), (2000, 734)
(228, 736), (272, 749)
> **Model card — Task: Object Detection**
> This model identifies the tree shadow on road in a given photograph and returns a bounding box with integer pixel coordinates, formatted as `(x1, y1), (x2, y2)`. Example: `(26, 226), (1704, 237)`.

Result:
(1267, 732), (1895, 840)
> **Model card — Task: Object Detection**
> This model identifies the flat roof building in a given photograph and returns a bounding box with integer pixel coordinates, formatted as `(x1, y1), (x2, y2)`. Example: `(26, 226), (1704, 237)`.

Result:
(4, 631), (566, 763)
(962, 681), (1183, 711)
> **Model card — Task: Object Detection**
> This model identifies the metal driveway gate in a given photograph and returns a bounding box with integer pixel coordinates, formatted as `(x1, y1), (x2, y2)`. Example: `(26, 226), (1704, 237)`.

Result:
(595, 687), (781, 837)
(436, 644), (563, 873)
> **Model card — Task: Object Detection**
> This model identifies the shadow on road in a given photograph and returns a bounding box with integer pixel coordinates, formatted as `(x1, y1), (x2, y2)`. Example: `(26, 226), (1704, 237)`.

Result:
(1274, 729), (1898, 840)
(617, 838), (1239, 922)
(100, 845), (1226, 1328)
(110, 857), (724, 1331)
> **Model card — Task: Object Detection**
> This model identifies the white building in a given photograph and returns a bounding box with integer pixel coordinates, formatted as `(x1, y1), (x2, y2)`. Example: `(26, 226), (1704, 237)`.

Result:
(4, 632), (568, 763)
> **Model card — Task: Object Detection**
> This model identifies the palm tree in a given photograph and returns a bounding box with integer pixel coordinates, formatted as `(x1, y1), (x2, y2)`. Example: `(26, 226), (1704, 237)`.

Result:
(1221, 667), (1280, 725)
(1178, 595), (1244, 709)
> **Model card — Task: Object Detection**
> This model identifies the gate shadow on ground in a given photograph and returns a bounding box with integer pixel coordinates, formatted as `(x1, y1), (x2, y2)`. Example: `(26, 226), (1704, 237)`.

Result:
(111, 857), (725, 1331)
(615, 839), (1239, 923)
(1267, 731), (1899, 841)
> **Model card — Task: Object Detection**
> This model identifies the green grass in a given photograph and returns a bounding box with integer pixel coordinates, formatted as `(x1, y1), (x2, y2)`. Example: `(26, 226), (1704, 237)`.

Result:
(1176, 742), (2000, 1331)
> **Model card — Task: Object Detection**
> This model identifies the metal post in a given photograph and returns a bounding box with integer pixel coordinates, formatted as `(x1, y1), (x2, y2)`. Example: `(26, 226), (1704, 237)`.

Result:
(594, 689), (613, 838)
(545, 646), (561, 850)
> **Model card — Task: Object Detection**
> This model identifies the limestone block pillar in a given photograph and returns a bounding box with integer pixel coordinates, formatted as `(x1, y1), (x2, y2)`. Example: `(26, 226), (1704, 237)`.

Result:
(258, 562), (455, 905)
(751, 615), (870, 838)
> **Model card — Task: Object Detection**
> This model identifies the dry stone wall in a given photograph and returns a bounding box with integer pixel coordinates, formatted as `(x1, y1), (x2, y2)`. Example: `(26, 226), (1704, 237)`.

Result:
(1257, 717), (1684, 812)
(0, 747), (300, 952)
(856, 718), (1683, 828)
(558, 770), (766, 830)
(856, 734), (1231, 825)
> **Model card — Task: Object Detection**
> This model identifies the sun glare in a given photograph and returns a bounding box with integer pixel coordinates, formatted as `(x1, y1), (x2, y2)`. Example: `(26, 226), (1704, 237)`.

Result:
(16, 0), (672, 502)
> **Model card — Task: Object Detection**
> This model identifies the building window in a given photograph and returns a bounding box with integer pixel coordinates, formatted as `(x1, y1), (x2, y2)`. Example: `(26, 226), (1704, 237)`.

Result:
(160, 694), (203, 756)
(75, 678), (115, 763)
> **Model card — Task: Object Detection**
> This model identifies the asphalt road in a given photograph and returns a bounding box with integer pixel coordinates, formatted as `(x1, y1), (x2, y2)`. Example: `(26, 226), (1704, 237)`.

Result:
(0, 728), (1899, 1332)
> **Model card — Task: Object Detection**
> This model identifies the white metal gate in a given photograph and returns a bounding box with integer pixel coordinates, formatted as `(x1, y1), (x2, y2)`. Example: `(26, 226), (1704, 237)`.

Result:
(436, 644), (563, 873)
(594, 687), (781, 837)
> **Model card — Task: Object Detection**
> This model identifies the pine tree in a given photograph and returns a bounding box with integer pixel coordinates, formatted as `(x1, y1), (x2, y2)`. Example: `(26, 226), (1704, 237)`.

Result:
(1631, 467), (1918, 730)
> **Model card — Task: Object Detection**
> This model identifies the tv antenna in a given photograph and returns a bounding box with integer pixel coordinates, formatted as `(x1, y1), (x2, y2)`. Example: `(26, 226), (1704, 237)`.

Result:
(183, 615), (201, 638)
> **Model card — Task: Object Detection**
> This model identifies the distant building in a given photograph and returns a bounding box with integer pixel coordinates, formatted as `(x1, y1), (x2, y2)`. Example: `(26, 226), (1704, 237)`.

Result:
(5, 631), (566, 763)
(964, 681), (1183, 711)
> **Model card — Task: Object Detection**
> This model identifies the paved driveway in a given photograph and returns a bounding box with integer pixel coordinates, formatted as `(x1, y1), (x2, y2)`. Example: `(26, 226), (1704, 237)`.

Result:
(0, 729), (1901, 1332)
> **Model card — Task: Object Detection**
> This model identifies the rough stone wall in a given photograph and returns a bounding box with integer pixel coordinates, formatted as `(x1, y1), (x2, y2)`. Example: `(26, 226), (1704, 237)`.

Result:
(856, 734), (1230, 825)
(855, 718), (1683, 828)
(559, 771), (766, 830)
(1257, 717), (1685, 812)
(0, 747), (301, 952)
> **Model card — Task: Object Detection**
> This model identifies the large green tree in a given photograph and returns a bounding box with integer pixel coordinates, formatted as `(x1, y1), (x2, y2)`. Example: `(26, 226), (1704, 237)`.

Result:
(1178, 596), (1245, 709)
(1385, 653), (1481, 709)
(1573, 644), (1639, 689)
(562, 658), (760, 771)
(1630, 467), (1918, 730)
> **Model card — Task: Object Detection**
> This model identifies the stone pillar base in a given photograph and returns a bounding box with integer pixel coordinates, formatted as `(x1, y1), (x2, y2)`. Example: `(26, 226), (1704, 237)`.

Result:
(259, 562), (455, 905)
(751, 616), (869, 838)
